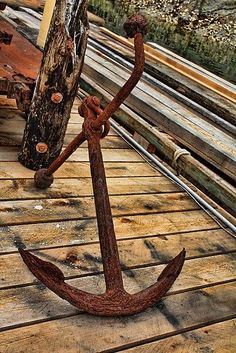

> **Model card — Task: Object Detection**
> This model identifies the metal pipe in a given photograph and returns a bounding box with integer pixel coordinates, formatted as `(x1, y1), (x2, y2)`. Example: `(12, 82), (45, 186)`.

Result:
(110, 119), (236, 235)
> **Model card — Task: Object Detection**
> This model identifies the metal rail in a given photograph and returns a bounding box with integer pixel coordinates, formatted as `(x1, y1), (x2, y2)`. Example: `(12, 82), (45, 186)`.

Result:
(110, 119), (236, 236)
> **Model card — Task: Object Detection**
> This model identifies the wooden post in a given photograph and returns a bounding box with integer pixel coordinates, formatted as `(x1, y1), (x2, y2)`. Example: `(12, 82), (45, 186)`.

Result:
(37, 0), (56, 48)
(18, 0), (89, 170)
(0, 0), (45, 10)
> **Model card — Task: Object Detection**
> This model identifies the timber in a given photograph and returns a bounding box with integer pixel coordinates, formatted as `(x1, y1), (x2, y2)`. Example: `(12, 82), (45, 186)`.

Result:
(80, 75), (236, 217)
(37, 0), (55, 48)
(101, 27), (236, 104)
(82, 51), (236, 181)
(90, 26), (236, 126)
(1, 0), (45, 10)
(18, 0), (89, 170)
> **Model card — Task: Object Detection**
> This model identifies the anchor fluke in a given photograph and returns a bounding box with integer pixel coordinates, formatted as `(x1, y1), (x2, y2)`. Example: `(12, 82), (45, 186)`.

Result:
(19, 248), (185, 316)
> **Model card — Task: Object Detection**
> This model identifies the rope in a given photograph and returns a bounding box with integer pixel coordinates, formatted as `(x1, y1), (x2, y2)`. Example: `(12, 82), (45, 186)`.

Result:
(172, 148), (191, 174)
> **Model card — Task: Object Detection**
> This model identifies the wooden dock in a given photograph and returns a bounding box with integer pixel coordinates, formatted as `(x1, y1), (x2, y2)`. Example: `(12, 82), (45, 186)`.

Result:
(0, 98), (236, 352)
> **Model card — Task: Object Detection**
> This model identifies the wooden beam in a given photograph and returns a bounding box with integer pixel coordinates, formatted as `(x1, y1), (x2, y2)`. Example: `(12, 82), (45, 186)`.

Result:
(80, 75), (236, 217)
(37, 0), (55, 48)
(82, 49), (236, 181)
(19, 0), (89, 170)
(101, 27), (236, 104)
(1, 0), (45, 10)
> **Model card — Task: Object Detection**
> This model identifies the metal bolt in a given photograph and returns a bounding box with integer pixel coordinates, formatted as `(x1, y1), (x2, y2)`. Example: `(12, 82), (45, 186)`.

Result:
(36, 142), (48, 153)
(51, 92), (63, 104)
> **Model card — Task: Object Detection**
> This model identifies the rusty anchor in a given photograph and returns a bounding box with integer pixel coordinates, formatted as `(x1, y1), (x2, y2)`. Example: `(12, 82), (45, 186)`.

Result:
(19, 14), (186, 316)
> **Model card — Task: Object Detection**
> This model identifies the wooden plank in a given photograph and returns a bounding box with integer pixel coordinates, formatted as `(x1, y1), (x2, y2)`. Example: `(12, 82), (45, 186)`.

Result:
(3, 1), (44, 10)
(0, 192), (199, 226)
(1, 235), (235, 288)
(0, 211), (220, 253)
(0, 176), (180, 200)
(37, 0), (56, 48)
(0, 132), (130, 148)
(0, 96), (17, 109)
(83, 56), (236, 180)
(100, 27), (236, 104)
(120, 319), (236, 353)
(0, 108), (83, 122)
(90, 27), (236, 126)
(87, 47), (236, 141)
(0, 146), (144, 162)
(0, 119), (117, 136)
(0, 282), (235, 352)
(0, 161), (159, 179)
(148, 41), (236, 93)
(1, 254), (236, 328)
(3, 6), (41, 29)
(80, 75), (236, 216)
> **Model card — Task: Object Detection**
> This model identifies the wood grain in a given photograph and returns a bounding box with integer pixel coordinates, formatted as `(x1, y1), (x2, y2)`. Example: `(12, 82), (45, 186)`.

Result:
(0, 282), (235, 352)
(0, 176), (180, 200)
(0, 192), (199, 225)
(0, 210), (220, 253)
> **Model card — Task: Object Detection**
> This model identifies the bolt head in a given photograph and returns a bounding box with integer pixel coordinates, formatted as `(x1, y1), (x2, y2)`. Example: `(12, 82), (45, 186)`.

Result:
(51, 92), (63, 104)
(123, 14), (148, 38)
(36, 142), (48, 153)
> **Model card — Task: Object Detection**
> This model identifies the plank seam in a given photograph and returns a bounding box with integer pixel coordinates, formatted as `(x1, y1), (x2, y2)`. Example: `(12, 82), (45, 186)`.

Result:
(1, 255), (235, 291)
(0, 281), (235, 333)
(99, 315), (236, 353)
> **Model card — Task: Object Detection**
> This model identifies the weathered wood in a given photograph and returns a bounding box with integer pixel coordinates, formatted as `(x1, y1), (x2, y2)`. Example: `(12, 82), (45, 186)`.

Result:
(37, 0), (55, 48)
(121, 319), (236, 353)
(91, 26), (236, 126)
(0, 131), (130, 148)
(80, 75), (236, 216)
(0, 161), (158, 179)
(0, 211), (220, 253)
(83, 54), (236, 181)
(100, 27), (236, 105)
(0, 192), (198, 226)
(1, 254), (235, 329)
(1, 146), (145, 162)
(1, 238), (235, 288)
(0, 176), (180, 200)
(0, 282), (235, 352)
(1, 1), (45, 10)
(18, 0), (89, 170)
(87, 11), (105, 26)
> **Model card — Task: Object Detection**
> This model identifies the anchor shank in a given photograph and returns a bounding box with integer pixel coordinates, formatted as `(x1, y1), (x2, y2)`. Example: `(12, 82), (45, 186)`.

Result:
(87, 133), (124, 292)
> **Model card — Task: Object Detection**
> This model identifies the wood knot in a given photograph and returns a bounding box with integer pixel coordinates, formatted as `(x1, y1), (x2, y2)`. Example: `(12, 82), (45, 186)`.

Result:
(36, 142), (48, 153)
(51, 92), (63, 104)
